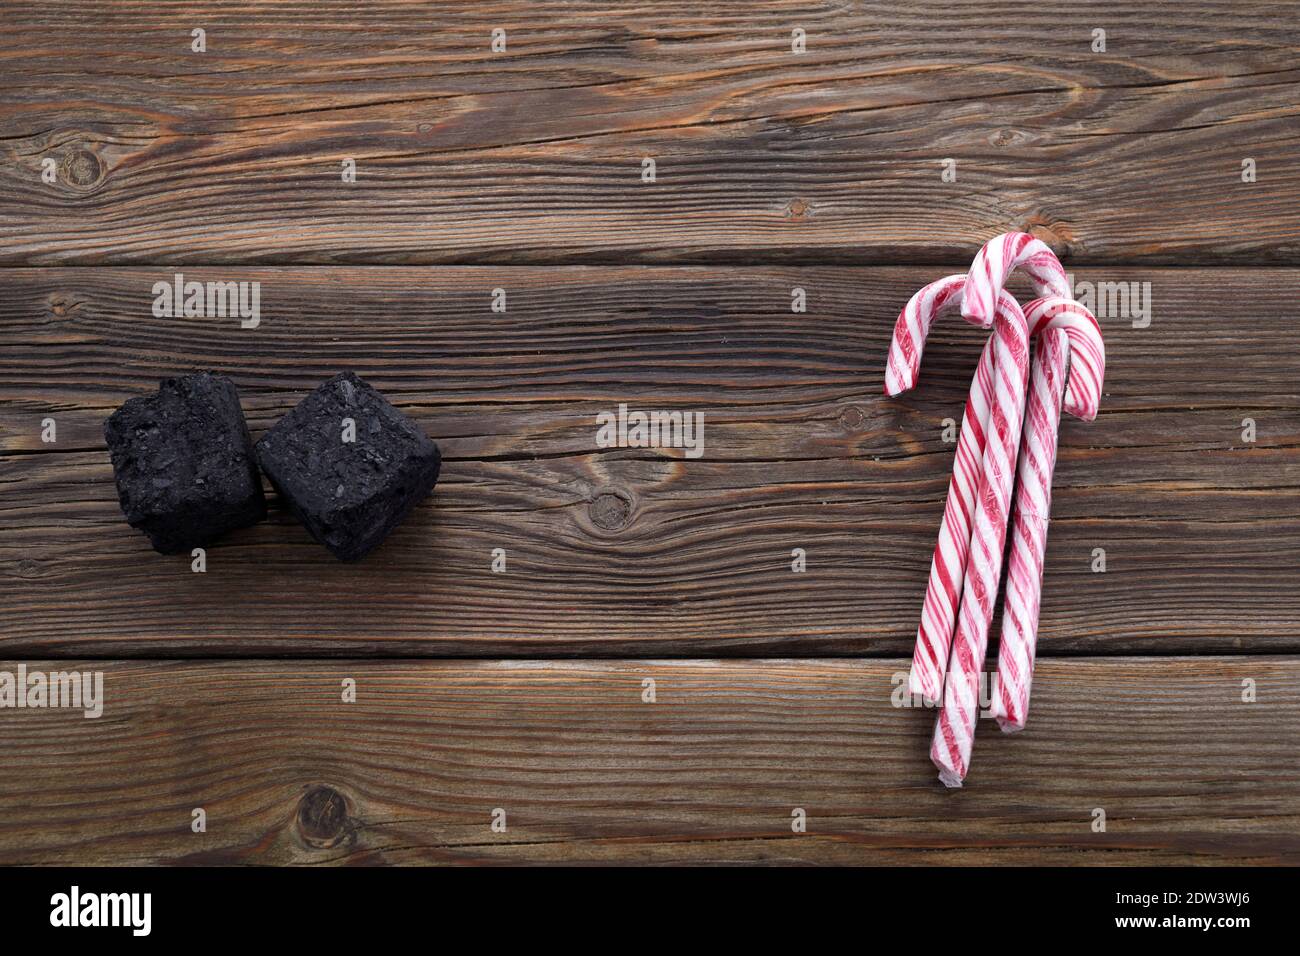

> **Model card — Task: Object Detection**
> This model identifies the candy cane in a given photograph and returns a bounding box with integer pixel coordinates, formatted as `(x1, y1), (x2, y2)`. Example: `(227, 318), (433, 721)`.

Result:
(993, 297), (1106, 733)
(930, 290), (1031, 788)
(885, 276), (1013, 701)
(962, 232), (1072, 329)
(885, 246), (1067, 703)
(909, 335), (995, 702)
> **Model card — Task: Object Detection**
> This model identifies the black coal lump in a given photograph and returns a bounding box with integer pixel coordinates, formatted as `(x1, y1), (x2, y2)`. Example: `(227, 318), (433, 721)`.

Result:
(103, 372), (266, 554)
(255, 372), (441, 561)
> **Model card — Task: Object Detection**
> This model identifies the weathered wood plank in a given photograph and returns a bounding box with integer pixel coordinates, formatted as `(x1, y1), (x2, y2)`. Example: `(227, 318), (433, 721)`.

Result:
(1, 266), (1296, 657)
(0, 658), (1294, 865)
(1, 2), (1298, 264)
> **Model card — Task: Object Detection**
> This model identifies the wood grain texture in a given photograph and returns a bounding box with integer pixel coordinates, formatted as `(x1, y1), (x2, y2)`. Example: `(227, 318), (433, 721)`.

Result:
(2, 2), (1298, 265)
(0, 657), (1294, 865)
(1, 266), (1297, 657)
(2, 1), (1295, 872)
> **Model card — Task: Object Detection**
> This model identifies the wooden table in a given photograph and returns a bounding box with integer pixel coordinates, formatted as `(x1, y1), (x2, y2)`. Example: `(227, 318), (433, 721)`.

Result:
(1, 2), (1297, 865)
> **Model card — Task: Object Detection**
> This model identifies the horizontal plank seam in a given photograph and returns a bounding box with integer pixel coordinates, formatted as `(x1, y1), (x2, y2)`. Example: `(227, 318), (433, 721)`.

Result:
(1, 651), (1296, 663)
(3, 261), (1299, 271)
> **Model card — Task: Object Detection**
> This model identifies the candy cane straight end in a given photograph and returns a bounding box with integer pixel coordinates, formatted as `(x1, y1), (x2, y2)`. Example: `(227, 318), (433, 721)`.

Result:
(937, 768), (964, 789)
(995, 715), (1026, 735)
(990, 688), (1028, 733)
(930, 737), (967, 788)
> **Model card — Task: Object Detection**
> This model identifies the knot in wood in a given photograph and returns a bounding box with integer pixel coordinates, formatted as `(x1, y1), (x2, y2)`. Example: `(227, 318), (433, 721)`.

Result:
(47, 293), (79, 317)
(297, 785), (349, 847)
(61, 149), (103, 188)
(990, 128), (1027, 148)
(589, 490), (632, 531)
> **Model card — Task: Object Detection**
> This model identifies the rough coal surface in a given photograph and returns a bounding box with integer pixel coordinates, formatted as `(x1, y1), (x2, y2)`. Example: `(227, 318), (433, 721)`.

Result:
(255, 372), (441, 561)
(104, 372), (266, 554)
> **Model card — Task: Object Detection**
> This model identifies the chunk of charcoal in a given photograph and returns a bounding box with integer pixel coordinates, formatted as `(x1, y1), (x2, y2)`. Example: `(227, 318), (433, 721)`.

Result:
(104, 372), (266, 554)
(255, 372), (441, 561)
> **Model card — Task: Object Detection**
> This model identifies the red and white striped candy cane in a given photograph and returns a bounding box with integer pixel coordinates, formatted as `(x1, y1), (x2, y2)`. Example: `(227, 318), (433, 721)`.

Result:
(885, 276), (1014, 701)
(962, 232), (1072, 329)
(930, 291), (1032, 788)
(993, 297), (1106, 733)
(909, 337), (994, 702)
(885, 248), (1067, 702)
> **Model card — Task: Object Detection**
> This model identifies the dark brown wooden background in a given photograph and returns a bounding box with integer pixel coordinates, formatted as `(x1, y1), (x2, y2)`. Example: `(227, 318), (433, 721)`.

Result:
(1, 2), (1297, 865)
